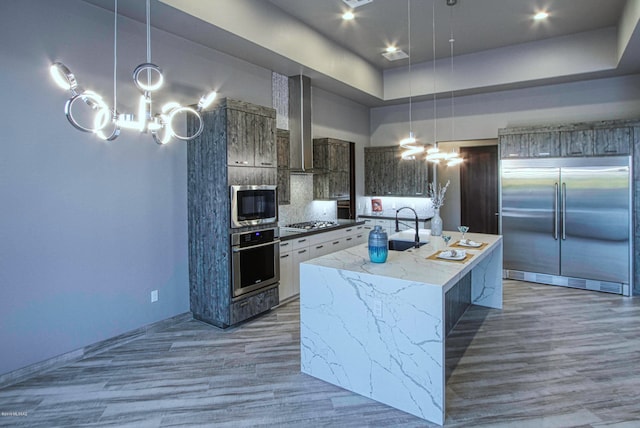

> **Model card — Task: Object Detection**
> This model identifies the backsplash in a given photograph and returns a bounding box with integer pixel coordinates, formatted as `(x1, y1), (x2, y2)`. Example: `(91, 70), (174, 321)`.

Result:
(278, 175), (336, 225)
(357, 196), (435, 219)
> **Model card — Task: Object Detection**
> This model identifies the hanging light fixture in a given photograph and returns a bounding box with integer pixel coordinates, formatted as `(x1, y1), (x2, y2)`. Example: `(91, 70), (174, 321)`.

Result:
(399, 0), (424, 160)
(425, 0), (462, 166)
(49, 0), (217, 144)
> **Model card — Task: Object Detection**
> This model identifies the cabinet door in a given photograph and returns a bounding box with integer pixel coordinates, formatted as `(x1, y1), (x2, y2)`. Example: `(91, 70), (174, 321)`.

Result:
(529, 132), (560, 157)
(227, 109), (255, 166)
(254, 114), (276, 167)
(292, 248), (311, 296)
(561, 129), (594, 157)
(397, 157), (428, 196)
(500, 134), (529, 158)
(279, 251), (294, 301)
(330, 142), (350, 172)
(594, 127), (631, 155)
(276, 129), (290, 169)
(365, 147), (397, 195)
(277, 169), (290, 205)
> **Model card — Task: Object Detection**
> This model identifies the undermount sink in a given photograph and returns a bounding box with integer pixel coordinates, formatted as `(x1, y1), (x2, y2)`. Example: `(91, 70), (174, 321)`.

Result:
(388, 240), (427, 251)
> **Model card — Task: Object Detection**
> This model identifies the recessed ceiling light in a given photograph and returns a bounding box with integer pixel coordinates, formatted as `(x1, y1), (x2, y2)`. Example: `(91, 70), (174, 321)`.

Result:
(533, 11), (549, 20)
(342, 11), (355, 20)
(382, 48), (408, 61)
(342, 0), (373, 8)
(386, 46), (397, 53)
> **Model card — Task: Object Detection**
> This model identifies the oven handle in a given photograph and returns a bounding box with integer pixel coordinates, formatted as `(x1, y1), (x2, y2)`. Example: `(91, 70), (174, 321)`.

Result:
(232, 240), (280, 252)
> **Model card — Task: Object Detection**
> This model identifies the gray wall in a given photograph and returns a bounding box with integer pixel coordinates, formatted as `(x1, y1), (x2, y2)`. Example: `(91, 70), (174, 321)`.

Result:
(0, 0), (368, 376)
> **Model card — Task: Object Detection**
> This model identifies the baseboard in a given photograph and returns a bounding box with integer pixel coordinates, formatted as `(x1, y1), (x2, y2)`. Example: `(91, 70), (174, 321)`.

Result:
(0, 312), (193, 389)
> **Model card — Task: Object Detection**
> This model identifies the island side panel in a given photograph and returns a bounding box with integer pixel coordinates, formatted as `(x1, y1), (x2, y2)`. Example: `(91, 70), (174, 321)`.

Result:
(471, 240), (503, 309)
(300, 264), (446, 425)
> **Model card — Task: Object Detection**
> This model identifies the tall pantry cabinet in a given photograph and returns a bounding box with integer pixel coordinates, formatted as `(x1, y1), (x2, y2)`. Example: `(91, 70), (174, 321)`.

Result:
(187, 98), (279, 328)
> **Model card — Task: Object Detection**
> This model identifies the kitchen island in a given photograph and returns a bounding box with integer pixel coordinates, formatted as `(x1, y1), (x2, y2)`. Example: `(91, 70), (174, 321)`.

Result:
(299, 230), (503, 425)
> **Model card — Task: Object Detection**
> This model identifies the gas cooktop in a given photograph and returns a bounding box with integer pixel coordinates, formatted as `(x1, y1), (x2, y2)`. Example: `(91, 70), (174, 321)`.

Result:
(282, 221), (340, 231)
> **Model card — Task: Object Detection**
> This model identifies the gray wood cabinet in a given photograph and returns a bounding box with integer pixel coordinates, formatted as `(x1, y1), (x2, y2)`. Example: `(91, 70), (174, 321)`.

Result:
(187, 98), (279, 329)
(226, 99), (277, 168)
(594, 127), (631, 155)
(277, 129), (290, 205)
(364, 145), (430, 196)
(313, 138), (351, 200)
(561, 129), (594, 156)
(500, 121), (634, 159)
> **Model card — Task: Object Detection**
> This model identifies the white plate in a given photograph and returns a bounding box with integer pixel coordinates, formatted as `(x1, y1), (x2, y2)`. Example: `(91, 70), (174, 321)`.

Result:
(458, 240), (481, 247)
(437, 250), (466, 260)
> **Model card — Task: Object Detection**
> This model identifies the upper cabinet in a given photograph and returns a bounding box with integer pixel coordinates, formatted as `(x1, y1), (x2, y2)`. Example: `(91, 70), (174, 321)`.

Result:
(277, 129), (291, 205)
(364, 145), (431, 196)
(313, 138), (351, 200)
(226, 99), (277, 168)
(499, 121), (636, 159)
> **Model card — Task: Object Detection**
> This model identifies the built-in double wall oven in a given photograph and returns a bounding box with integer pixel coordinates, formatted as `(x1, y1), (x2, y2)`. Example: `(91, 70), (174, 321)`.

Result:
(230, 185), (277, 229)
(229, 184), (279, 299)
(231, 228), (280, 298)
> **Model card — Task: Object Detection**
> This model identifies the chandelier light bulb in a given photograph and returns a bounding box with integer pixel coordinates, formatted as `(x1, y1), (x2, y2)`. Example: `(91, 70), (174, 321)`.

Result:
(50, 62), (78, 92)
(197, 91), (217, 111)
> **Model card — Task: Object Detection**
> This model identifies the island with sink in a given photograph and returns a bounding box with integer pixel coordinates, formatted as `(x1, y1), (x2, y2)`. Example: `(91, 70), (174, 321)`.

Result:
(299, 229), (503, 425)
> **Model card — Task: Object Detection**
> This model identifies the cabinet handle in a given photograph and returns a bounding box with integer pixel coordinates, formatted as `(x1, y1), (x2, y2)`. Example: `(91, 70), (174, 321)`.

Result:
(333, 241), (340, 245)
(316, 245), (324, 249)
(508, 154), (519, 157)
(604, 148), (618, 153)
(235, 160), (249, 165)
(357, 234), (363, 238)
(537, 152), (550, 156)
(298, 249), (307, 254)
(569, 150), (583, 155)
(280, 242), (290, 247)
(261, 162), (273, 166)
(280, 254), (290, 259)
(346, 228), (353, 232)
(297, 239), (307, 243)
(346, 237), (353, 241)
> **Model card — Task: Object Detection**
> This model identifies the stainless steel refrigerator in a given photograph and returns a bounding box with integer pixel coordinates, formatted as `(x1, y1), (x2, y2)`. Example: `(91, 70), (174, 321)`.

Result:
(501, 156), (631, 295)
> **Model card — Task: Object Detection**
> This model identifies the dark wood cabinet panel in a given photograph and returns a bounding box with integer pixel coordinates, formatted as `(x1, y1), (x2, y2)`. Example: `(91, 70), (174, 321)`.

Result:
(499, 134), (529, 158)
(561, 129), (594, 156)
(529, 131), (560, 157)
(313, 138), (351, 200)
(594, 127), (631, 155)
(364, 146), (430, 196)
(225, 99), (277, 167)
(277, 129), (290, 205)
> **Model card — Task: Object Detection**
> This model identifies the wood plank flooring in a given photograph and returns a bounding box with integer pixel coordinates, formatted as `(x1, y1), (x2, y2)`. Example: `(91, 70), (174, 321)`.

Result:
(1, 280), (639, 427)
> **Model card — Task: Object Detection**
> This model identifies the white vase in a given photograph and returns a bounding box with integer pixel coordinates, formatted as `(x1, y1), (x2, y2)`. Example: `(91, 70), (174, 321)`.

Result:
(431, 208), (443, 236)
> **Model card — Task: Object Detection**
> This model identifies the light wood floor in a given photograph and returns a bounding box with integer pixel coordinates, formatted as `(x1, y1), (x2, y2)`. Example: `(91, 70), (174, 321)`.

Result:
(1, 280), (639, 427)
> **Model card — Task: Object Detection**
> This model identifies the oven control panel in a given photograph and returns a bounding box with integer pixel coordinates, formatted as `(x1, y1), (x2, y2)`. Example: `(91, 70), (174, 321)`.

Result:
(232, 228), (279, 248)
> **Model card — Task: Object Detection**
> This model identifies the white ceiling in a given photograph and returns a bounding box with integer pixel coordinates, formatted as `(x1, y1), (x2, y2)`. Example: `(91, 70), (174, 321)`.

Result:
(82, 0), (640, 106)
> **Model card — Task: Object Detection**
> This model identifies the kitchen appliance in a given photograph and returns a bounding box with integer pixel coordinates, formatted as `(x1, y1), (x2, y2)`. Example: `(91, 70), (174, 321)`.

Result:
(337, 200), (351, 219)
(230, 185), (277, 228)
(282, 220), (340, 231)
(231, 228), (280, 298)
(501, 156), (631, 295)
(288, 75), (313, 173)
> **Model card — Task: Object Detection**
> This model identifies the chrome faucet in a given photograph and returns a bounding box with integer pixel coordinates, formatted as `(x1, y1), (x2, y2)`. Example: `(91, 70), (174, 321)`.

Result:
(395, 207), (420, 248)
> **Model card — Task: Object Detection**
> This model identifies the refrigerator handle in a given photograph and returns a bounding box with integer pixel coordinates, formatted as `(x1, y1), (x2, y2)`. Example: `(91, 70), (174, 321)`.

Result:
(554, 183), (559, 240)
(561, 182), (567, 240)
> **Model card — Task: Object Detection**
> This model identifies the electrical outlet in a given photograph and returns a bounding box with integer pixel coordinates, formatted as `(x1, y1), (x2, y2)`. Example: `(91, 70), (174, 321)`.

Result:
(151, 290), (158, 303)
(373, 299), (383, 318)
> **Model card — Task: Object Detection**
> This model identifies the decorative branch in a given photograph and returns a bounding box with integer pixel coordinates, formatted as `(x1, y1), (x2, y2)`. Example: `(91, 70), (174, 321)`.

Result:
(428, 180), (450, 210)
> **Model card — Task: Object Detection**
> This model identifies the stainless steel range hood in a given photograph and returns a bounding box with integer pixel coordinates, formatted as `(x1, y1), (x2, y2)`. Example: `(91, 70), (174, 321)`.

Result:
(288, 75), (313, 173)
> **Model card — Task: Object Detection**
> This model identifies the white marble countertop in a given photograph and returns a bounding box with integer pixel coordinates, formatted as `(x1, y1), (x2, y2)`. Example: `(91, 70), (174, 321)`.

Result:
(303, 230), (502, 291)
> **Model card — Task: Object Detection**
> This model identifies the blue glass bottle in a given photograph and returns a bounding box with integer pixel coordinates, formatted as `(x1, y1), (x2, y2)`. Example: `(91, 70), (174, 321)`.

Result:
(368, 225), (388, 263)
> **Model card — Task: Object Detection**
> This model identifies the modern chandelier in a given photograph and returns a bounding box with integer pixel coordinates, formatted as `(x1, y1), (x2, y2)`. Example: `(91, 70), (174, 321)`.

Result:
(49, 0), (217, 144)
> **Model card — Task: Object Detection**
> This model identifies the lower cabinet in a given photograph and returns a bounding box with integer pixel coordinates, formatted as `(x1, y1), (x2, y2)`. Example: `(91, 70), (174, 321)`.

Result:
(279, 225), (367, 301)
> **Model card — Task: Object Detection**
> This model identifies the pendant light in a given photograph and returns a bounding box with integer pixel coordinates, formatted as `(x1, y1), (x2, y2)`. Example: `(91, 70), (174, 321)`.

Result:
(399, 0), (424, 159)
(49, 0), (217, 144)
(445, 0), (463, 167)
(425, 0), (462, 166)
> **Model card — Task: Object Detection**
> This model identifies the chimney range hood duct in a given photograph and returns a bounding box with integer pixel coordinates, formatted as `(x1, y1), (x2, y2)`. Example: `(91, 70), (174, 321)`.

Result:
(288, 75), (313, 173)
